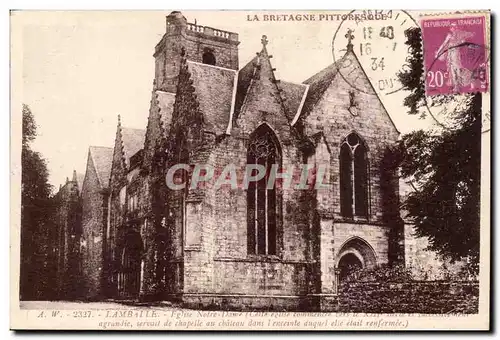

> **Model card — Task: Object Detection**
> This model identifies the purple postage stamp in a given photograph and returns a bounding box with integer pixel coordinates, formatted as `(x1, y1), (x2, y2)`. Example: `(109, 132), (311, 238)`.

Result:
(421, 14), (489, 96)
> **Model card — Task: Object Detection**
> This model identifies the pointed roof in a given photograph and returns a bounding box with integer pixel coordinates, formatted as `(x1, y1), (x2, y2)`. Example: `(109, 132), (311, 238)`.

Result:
(231, 35), (298, 129)
(301, 58), (343, 116)
(88, 146), (114, 189)
(186, 60), (237, 135)
(121, 127), (146, 166)
(296, 47), (399, 134)
(255, 35), (292, 121)
(301, 29), (355, 106)
(280, 81), (309, 125)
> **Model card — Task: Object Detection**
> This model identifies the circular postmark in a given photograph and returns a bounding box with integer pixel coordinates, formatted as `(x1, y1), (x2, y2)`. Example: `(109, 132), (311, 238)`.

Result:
(331, 10), (419, 97)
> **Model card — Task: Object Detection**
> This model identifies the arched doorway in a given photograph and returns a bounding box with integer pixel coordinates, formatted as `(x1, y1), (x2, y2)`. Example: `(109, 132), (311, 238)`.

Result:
(118, 231), (143, 298)
(338, 253), (363, 281)
(336, 237), (377, 282)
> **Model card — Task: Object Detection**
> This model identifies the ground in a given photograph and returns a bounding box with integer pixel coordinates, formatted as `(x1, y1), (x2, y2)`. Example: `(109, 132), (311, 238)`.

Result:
(20, 300), (186, 310)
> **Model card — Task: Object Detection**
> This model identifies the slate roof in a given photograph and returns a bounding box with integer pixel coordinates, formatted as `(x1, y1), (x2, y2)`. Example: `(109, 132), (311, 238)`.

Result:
(186, 61), (237, 135)
(233, 56), (258, 123)
(279, 81), (308, 122)
(155, 90), (176, 135)
(178, 44), (390, 135)
(121, 127), (146, 165)
(88, 146), (114, 189)
(230, 48), (309, 130)
(301, 56), (344, 116)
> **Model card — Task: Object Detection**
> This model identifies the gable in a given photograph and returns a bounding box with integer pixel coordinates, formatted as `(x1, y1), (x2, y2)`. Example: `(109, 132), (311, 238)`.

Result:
(109, 121), (128, 189)
(300, 50), (400, 146)
(156, 90), (175, 135)
(143, 90), (174, 172)
(232, 43), (295, 136)
(88, 146), (113, 189)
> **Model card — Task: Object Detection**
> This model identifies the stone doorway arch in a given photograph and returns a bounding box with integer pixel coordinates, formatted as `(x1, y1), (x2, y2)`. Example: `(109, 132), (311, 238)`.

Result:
(336, 237), (377, 282)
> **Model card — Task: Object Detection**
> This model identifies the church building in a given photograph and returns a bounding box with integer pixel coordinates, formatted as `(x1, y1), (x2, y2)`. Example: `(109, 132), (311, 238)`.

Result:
(64, 11), (462, 311)
(90, 11), (404, 311)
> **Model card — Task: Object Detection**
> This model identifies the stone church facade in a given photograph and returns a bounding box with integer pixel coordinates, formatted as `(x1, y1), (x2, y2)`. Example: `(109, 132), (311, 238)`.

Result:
(52, 11), (452, 310)
(101, 11), (403, 310)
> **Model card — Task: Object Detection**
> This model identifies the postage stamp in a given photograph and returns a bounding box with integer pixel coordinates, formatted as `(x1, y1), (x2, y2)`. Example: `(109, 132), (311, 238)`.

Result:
(420, 13), (489, 96)
(9, 10), (490, 331)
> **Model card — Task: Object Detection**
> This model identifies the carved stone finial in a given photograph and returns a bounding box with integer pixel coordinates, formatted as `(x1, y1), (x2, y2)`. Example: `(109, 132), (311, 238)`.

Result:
(345, 29), (355, 51)
(261, 35), (268, 47)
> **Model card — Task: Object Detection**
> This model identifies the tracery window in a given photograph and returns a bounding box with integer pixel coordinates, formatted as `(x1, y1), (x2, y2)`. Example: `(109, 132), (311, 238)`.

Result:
(339, 132), (369, 218)
(247, 124), (281, 255)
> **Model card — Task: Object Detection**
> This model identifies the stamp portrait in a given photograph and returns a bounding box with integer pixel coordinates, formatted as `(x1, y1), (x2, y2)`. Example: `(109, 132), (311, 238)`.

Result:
(421, 13), (489, 96)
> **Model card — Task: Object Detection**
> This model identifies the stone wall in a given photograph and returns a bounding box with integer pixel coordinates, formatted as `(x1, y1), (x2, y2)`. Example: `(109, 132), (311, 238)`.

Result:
(302, 51), (400, 223)
(172, 44), (315, 299)
(337, 280), (479, 314)
(334, 222), (389, 265)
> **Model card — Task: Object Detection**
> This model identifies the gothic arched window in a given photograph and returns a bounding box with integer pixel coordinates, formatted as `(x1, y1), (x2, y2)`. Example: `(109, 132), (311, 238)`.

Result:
(339, 132), (369, 218)
(247, 124), (281, 255)
(340, 143), (353, 218)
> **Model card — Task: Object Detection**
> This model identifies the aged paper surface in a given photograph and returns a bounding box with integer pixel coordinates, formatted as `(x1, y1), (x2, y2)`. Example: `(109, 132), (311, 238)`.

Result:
(10, 10), (490, 330)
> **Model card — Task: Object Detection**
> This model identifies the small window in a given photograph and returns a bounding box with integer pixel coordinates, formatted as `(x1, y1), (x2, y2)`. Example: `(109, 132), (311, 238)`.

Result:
(202, 51), (216, 66)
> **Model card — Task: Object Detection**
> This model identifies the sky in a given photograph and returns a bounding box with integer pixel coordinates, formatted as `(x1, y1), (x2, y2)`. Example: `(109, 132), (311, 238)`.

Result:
(18, 10), (438, 191)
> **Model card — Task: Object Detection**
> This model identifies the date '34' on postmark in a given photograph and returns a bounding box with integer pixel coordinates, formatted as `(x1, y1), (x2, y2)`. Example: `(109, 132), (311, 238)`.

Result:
(421, 13), (489, 96)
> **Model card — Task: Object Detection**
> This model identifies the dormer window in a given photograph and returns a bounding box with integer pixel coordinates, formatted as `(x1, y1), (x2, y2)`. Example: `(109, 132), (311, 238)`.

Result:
(202, 49), (216, 66)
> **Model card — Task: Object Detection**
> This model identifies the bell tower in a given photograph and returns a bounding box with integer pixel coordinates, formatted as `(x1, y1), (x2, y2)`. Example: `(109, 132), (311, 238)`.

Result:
(153, 11), (240, 93)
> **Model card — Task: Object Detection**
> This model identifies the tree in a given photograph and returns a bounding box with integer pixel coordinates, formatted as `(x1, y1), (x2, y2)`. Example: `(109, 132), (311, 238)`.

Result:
(20, 104), (54, 299)
(397, 28), (481, 272)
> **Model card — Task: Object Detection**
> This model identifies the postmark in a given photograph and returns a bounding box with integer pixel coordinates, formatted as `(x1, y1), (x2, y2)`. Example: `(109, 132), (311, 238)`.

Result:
(331, 10), (419, 97)
(420, 13), (489, 96)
